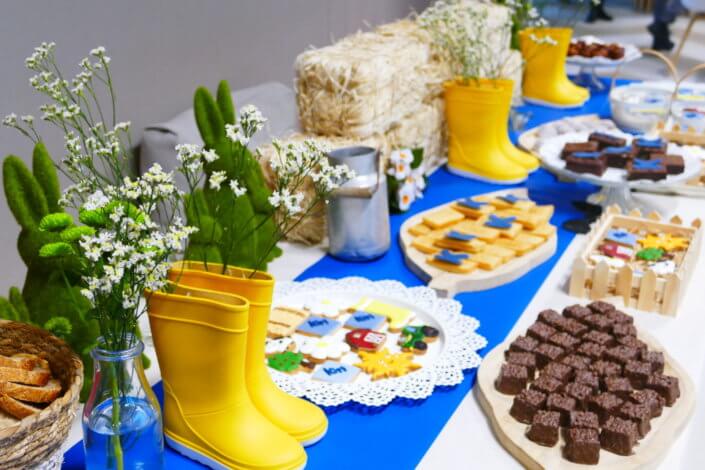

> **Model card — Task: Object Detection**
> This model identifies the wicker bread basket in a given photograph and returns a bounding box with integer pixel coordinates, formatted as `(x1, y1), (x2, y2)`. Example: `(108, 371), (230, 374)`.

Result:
(0, 320), (83, 469)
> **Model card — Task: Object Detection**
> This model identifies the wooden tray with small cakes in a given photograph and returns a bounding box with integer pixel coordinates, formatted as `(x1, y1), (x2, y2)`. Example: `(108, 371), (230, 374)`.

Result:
(399, 189), (557, 297)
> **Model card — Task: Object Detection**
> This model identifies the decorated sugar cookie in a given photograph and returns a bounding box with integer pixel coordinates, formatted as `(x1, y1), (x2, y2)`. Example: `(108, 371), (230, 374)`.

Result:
(353, 298), (415, 332)
(605, 229), (638, 247)
(639, 233), (690, 251)
(312, 361), (361, 384)
(345, 328), (387, 352)
(354, 348), (422, 381)
(589, 254), (625, 268)
(454, 198), (493, 218)
(433, 230), (486, 253)
(267, 351), (304, 374)
(485, 214), (517, 230)
(397, 325), (440, 355)
(422, 207), (465, 229)
(265, 337), (297, 356)
(647, 260), (677, 275)
(344, 311), (387, 330)
(267, 307), (308, 338)
(636, 247), (664, 261)
(427, 249), (477, 273)
(298, 337), (351, 363)
(599, 241), (634, 260)
(296, 315), (342, 337)
(303, 300), (342, 318)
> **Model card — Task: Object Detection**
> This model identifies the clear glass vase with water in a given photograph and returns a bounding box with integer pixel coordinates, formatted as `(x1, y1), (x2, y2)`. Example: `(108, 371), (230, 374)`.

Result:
(82, 336), (164, 470)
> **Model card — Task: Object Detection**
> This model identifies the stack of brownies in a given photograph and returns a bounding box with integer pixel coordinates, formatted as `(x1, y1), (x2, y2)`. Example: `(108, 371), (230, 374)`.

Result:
(561, 133), (685, 180)
(495, 301), (680, 465)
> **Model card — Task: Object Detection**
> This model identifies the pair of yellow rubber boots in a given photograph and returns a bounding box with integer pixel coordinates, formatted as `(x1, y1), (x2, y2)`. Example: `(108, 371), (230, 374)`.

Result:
(445, 78), (538, 184)
(148, 261), (327, 470)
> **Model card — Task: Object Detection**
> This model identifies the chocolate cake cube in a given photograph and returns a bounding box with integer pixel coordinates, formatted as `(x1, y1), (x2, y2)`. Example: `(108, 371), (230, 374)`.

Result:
(538, 309), (563, 328)
(603, 146), (633, 169)
(563, 304), (592, 323)
(587, 300), (616, 315)
(624, 360), (652, 389)
(627, 158), (668, 181)
(604, 345), (639, 365)
(605, 309), (634, 325)
(583, 330), (615, 347)
(547, 393), (577, 426)
(557, 318), (589, 338)
(495, 363), (529, 395)
(646, 374), (680, 406)
(534, 343), (565, 369)
(600, 416), (639, 456)
(531, 374), (564, 395)
(564, 428), (601, 465)
(548, 332), (580, 352)
(527, 322), (557, 343)
(527, 410), (561, 447)
(510, 389), (547, 424)
(617, 335), (647, 356)
(578, 342), (606, 361)
(641, 350), (665, 374)
(562, 354), (591, 371)
(584, 314), (614, 333)
(561, 141), (599, 159)
(568, 410), (600, 430)
(507, 335), (539, 355)
(663, 154), (685, 175)
(605, 376), (633, 399)
(590, 360), (622, 379)
(574, 370), (600, 391)
(618, 402), (652, 438)
(566, 153), (607, 176)
(632, 137), (666, 158)
(630, 389), (665, 418)
(507, 352), (537, 379)
(543, 362), (573, 383)
(589, 132), (627, 150)
(589, 392), (624, 424)
(565, 382), (595, 410)
(612, 323), (637, 338)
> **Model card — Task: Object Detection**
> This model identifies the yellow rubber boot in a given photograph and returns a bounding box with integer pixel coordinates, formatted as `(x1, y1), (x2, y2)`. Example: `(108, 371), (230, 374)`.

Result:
(148, 284), (306, 470)
(444, 79), (528, 184)
(519, 27), (589, 109)
(493, 79), (540, 173)
(169, 261), (328, 446)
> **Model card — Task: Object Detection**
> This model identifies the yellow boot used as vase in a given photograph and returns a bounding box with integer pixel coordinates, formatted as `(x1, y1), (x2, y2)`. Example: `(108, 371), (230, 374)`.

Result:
(494, 79), (540, 173)
(170, 261), (328, 446)
(148, 284), (306, 470)
(444, 78), (528, 184)
(519, 27), (590, 109)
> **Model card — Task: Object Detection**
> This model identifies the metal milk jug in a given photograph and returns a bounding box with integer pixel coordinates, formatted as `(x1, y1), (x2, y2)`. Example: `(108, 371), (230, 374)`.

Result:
(326, 146), (390, 261)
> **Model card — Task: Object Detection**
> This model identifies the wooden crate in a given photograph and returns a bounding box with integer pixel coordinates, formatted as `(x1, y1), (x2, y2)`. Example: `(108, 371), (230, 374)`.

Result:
(569, 206), (702, 316)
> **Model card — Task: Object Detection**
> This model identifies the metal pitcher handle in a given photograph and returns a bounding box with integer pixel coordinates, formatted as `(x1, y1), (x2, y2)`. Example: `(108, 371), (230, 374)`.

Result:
(331, 150), (383, 199)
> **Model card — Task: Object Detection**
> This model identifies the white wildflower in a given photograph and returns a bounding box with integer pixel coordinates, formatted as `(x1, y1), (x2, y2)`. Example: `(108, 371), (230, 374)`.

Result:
(83, 190), (110, 211)
(208, 170), (227, 190)
(229, 179), (247, 197)
(2, 113), (17, 127)
(202, 148), (219, 163)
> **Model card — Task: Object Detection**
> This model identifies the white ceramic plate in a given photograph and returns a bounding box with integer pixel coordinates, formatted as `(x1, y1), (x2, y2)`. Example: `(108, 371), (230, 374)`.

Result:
(566, 36), (641, 68)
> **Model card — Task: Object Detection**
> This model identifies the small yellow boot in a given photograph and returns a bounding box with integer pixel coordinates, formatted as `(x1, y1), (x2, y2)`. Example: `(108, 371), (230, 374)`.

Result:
(444, 79), (528, 184)
(170, 261), (328, 446)
(519, 27), (589, 109)
(493, 79), (540, 173)
(148, 284), (306, 470)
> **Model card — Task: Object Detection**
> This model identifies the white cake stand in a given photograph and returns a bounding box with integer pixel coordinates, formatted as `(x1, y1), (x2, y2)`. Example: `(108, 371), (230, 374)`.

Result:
(538, 131), (704, 212)
(567, 38), (641, 91)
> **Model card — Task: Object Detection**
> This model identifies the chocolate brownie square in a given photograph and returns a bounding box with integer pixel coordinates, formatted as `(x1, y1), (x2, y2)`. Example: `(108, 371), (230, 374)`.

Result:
(534, 343), (565, 369)
(531, 374), (564, 395)
(604, 345), (639, 365)
(564, 428), (601, 465)
(557, 318), (589, 338)
(507, 335), (539, 355)
(568, 410), (600, 430)
(564, 382), (594, 410)
(630, 389), (665, 418)
(590, 360), (622, 379)
(646, 374), (680, 406)
(562, 354), (591, 371)
(617, 335), (647, 356)
(561, 141), (599, 159)
(624, 360), (652, 389)
(605, 376), (633, 399)
(612, 323), (637, 338)
(548, 332), (580, 352)
(632, 137), (666, 158)
(547, 393), (577, 426)
(527, 410), (561, 447)
(600, 416), (639, 456)
(574, 370), (600, 391)
(507, 352), (537, 379)
(605, 309), (634, 325)
(603, 146), (633, 169)
(562, 304), (592, 323)
(495, 363), (528, 395)
(627, 158), (668, 181)
(583, 330), (615, 347)
(589, 392), (624, 424)
(538, 309), (563, 328)
(543, 362), (573, 383)
(566, 152), (607, 176)
(527, 322), (557, 343)
(663, 154), (685, 175)
(587, 300), (616, 315)
(641, 350), (665, 374)
(510, 389), (547, 424)
(618, 402), (651, 438)
(584, 314), (614, 333)
(578, 342), (606, 361)
(589, 132), (627, 150)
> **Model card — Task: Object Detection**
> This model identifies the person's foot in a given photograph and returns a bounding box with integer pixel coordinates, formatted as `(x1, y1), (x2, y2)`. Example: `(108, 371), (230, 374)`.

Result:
(585, 8), (597, 23)
(596, 6), (613, 20)
(648, 22), (674, 51)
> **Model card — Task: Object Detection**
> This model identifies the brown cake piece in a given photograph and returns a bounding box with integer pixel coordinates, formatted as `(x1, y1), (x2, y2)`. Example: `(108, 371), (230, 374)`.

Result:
(605, 376), (633, 399)
(510, 389), (547, 424)
(587, 300), (616, 315)
(564, 428), (601, 465)
(602, 146), (633, 169)
(578, 342), (606, 361)
(589, 392), (624, 424)
(641, 350), (664, 374)
(538, 309), (563, 328)
(583, 330), (615, 347)
(547, 393), (577, 426)
(645, 374), (680, 406)
(562, 304), (592, 323)
(604, 345), (639, 366)
(556, 318), (589, 338)
(574, 370), (600, 391)
(632, 137), (667, 158)
(612, 323), (637, 338)
(527, 410), (561, 447)
(600, 416), (639, 456)
(624, 360), (652, 389)
(534, 343), (565, 369)
(507, 352), (537, 379)
(561, 141), (599, 159)
(531, 374), (564, 395)
(527, 322), (557, 343)
(543, 362), (573, 383)
(564, 382), (594, 410)
(626, 158), (668, 181)
(590, 360), (622, 379)
(565, 153), (606, 176)
(588, 132), (627, 150)
(495, 363), (529, 395)
(562, 354), (591, 371)
(617, 335), (647, 356)
(583, 314), (614, 333)
(568, 410), (600, 430)
(507, 335), (539, 355)
(662, 154), (685, 175)
(605, 309), (634, 325)
(630, 389), (665, 418)
(618, 402), (652, 438)
(548, 332), (580, 352)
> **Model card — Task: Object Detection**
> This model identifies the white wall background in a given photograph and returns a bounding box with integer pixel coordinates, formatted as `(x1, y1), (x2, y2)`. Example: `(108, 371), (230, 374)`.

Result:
(0, 0), (429, 290)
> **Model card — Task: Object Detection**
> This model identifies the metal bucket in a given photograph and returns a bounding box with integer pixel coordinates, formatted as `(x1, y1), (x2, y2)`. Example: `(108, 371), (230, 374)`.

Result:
(326, 146), (390, 261)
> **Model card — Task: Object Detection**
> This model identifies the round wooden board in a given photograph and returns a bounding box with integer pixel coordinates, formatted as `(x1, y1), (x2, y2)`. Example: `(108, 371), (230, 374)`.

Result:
(476, 331), (696, 470)
(399, 188), (557, 298)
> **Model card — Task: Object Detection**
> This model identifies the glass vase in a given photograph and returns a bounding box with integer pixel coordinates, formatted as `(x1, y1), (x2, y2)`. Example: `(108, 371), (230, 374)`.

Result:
(82, 336), (164, 470)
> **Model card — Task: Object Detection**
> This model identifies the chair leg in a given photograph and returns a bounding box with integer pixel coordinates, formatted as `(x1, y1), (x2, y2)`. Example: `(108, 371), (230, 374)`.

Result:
(672, 14), (698, 67)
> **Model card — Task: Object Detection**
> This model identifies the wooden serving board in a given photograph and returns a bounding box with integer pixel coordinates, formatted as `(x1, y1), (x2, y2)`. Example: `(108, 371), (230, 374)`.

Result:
(399, 189), (557, 298)
(477, 331), (695, 470)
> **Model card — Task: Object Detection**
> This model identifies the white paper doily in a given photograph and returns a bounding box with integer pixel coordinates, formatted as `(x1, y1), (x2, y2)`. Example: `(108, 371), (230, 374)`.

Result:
(269, 277), (487, 408)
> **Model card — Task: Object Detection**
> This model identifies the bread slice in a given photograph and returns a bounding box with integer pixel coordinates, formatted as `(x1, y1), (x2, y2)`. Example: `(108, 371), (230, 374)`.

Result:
(0, 393), (41, 419)
(0, 365), (50, 386)
(0, 379), (62, 403)
(0, 354), (37, 371)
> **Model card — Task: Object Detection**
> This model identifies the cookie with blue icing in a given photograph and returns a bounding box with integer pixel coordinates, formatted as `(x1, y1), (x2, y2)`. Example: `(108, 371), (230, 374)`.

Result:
(454, 197), (494, 218)
(433, 229), (486, 253)
(604, 229), (638, 247)
(344, 311), (387, 330)
(312, 360), (361, 383)
(296, 315), (342, 337)
(483, 214), (522, 239)
(427, 249), (477, 273)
